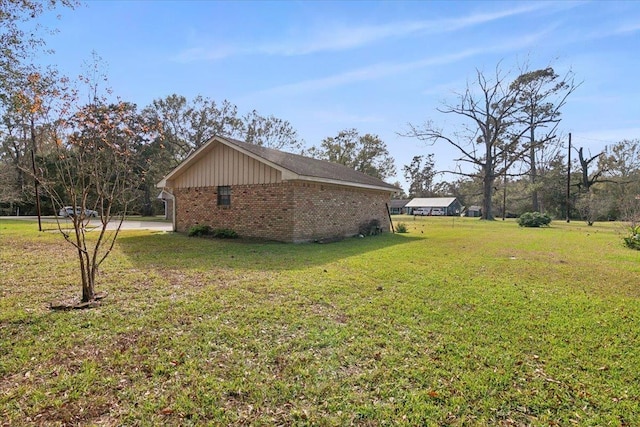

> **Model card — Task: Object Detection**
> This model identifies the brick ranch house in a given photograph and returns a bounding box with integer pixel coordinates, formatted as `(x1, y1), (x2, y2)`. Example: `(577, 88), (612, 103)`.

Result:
(156, 136), (399, 242)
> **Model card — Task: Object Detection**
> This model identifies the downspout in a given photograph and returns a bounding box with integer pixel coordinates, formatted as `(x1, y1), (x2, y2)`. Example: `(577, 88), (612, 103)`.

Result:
(386, 202), (395, 233)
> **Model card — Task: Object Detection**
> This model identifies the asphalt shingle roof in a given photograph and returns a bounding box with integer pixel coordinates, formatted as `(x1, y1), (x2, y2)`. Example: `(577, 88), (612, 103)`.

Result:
(389, 199), (409, 208)
(405, 197), (458, 208)
(224, 137), (398, 191)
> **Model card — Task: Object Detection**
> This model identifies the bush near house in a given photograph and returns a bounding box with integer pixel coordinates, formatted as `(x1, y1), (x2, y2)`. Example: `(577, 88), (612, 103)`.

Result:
(395, 222), (408, 233)
(358, 219), (382, 236)
(189, 225), (238, 239)
(623, 225), (640, 250)
(211, 228), (239, 239)
(188, 224), (211, 237)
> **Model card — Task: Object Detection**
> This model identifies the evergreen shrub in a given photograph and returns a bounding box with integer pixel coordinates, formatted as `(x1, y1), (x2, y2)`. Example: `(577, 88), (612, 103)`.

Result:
(211, 228), (238, 239)
(623, 225), (640, 250)
(517, 212), (551, 227)
(188, 225), (211, 236)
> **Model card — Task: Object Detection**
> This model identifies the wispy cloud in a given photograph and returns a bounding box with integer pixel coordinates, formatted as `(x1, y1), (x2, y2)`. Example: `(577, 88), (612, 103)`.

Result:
(573, 128), (640, 147)
(255, 29), (551, 97)
(259, 3), (547, 56)
(614, 21), (640, 35)
(311, 109), (383, 125)
(575, 24), (640, 43)
(172, 3), (549, 62)
(421, 78), (470, 97)
(552, 14), (640, 47)
(173, 45), (243, 62)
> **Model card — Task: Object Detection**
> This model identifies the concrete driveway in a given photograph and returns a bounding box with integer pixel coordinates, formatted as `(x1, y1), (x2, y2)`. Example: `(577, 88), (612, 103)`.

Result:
(103, 219), (173, 231)
(1, 216), (173, 232)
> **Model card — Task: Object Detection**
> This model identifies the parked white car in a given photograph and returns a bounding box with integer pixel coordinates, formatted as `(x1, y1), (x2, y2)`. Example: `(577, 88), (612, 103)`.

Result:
(58, 206), (99, 218)
(413, 208), (431, 216)
(413, 207), (446, 216)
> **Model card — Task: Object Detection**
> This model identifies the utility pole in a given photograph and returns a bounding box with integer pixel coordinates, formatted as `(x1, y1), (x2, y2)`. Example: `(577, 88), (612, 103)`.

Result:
(502, 152), (507, 221)
(566, 132), (571, 223)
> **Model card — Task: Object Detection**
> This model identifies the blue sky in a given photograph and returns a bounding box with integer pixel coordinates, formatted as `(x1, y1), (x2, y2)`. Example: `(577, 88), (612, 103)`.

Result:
(38, 1), (639, 189)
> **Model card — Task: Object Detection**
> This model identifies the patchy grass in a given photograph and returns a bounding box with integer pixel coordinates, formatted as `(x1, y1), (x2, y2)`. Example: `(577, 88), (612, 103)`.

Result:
(1, 216), (639, 426)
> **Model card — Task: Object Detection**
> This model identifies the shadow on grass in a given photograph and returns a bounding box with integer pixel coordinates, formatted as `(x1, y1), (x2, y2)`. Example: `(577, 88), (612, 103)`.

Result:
(117, 231), (422, 272)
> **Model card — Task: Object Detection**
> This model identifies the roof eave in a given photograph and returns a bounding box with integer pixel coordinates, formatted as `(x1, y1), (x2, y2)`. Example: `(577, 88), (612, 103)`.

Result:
(288, 174), (398, 193)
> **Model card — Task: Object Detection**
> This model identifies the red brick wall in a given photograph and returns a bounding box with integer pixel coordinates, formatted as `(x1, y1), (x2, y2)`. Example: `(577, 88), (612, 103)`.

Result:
(174, 183), (294, 241)
(173, 181), (391, 242)
(289, 182), (391, 242)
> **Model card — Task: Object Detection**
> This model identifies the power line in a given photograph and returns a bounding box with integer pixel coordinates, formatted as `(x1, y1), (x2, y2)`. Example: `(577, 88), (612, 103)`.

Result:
(572, 135), (628, 145)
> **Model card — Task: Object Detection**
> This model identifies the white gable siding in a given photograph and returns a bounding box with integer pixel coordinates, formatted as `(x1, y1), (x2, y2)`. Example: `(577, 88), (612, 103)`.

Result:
(172, 142), (281, 188)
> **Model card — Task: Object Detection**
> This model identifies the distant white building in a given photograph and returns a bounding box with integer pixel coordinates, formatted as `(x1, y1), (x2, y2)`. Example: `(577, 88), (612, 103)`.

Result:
(405, 197), (462, 216)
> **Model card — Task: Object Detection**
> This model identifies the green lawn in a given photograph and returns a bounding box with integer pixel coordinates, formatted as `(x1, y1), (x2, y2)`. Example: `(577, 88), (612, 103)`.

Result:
(1, 217), (639, 426)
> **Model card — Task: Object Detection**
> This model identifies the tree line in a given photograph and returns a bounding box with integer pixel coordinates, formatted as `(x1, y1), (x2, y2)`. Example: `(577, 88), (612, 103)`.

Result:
(0, 86), (397, 216)
(403, 137), (640, 225)
(1, 0), (638, 225)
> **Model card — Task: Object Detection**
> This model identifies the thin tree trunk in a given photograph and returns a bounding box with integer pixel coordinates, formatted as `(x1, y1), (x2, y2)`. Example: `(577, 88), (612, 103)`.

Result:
(75, 220), (95, 303)
(82, 262), (95, 302)
(78, 247), (93, 302)
(530, 126), (539, 212)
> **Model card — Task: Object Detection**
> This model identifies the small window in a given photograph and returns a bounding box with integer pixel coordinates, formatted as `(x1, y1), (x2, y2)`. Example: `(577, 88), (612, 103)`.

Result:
(217, 186), (231, 206)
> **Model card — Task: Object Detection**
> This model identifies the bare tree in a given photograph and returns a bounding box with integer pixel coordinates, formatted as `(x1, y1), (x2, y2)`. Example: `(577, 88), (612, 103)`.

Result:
(574, 146), (620, 225)
(575, 191), (607, 227)
(576, 147), (605, 193)
(404, 64), (576, 219)
(40, 101), (156, 305)
(404, 66), (524, 219)
(510, 67), (578, 212)
(27, 54), (159, 306)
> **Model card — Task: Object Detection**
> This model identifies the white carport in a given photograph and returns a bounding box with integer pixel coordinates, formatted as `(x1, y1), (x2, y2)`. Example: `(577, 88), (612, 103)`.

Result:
(405, 197), (462, 216)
